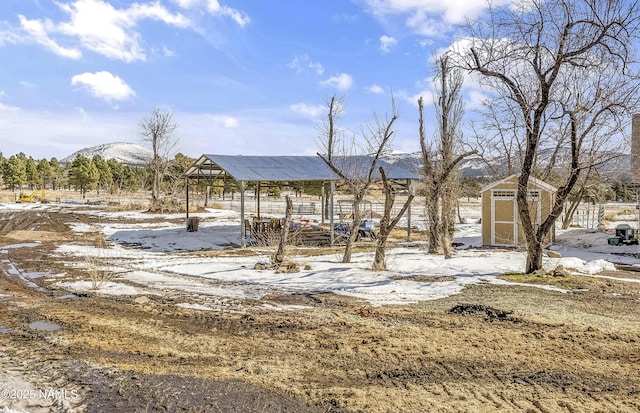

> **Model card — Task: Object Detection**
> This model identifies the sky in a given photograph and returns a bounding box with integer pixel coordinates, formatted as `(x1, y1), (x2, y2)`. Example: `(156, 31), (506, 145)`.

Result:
(0, 0), (507, 160)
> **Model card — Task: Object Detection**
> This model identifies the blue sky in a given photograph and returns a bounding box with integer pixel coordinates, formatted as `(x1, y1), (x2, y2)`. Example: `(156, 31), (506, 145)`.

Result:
(0, 0), (503, 160)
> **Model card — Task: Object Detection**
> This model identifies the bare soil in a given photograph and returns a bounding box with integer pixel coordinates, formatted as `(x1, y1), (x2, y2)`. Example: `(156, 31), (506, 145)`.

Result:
(1, 208), (640, 412)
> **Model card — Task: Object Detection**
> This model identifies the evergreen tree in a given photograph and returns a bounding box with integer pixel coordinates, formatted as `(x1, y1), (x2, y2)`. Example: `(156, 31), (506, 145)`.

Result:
(68, 155), (99, 196)
(92, 155), (113, 195)
(167, 153), (193, 193)
(24, 156), (39, 188)
(123, 165), (143, 192)
(49, 158), (64, 190)
(107, 159), (125, 193)
(2, 155), (27, 191)
(36, 158), (53, 188)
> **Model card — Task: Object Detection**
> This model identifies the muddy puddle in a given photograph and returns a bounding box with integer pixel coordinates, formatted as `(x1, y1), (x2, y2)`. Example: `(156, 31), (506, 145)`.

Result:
(28, 321), (62, 331)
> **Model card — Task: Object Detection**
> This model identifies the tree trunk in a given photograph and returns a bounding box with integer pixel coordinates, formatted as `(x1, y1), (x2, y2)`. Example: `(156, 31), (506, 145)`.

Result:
(427, 192), (442, 254)
(440, 217), (452, 259)
(561, 186), (586, 229)
(427, 221), (441, 253)
(372, 229), (389, 271)
(342, 195), (363, 263)
(440, 185), (455, 258)
(525, 237), (544, 274)
(373, 167), (415, 271)
(273, 196), (293, 266)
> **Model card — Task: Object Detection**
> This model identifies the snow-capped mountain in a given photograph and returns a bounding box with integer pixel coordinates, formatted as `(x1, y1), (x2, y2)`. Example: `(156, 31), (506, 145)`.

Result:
(62, 142), (152, 167)
(383, 150), (632, 181)
(383, 151), (491, 178)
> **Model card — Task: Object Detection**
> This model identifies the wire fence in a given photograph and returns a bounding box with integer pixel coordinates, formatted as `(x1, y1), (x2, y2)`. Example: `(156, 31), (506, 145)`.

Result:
(0, 189), (150, 208)
(559, 203), (605, 229)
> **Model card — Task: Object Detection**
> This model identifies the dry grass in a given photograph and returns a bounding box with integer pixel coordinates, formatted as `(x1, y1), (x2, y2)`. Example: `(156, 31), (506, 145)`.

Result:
(500, 272), (587, 290)
(38, 283), (640, 413)
(82, 247), (122, 289)
(390, 274), (456, 282)
(3, 203), (640, 412)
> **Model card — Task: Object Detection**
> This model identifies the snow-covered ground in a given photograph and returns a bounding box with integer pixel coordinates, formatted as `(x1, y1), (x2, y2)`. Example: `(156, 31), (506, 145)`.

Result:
(3, 202), (640, 307)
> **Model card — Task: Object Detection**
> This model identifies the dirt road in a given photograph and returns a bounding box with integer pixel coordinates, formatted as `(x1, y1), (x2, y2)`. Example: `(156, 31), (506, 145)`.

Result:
(1, 207), (639, 412)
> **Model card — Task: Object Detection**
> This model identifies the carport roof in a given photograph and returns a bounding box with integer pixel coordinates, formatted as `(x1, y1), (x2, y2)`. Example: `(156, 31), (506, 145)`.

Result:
(184, 154), (418, 182)
(184, 154), (340, 182)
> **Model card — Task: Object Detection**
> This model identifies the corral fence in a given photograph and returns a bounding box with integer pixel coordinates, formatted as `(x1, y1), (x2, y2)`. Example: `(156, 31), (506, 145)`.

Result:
(1, 189), (490, 232)
(208, 196), (417, 220)
(208, 195), (488, 232)
(0, 189), (151, 209)
(560, 203), (605, 229)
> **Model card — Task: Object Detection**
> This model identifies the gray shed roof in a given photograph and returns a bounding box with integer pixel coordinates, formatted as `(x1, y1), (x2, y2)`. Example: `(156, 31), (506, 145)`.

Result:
(184, 154), (418, 182)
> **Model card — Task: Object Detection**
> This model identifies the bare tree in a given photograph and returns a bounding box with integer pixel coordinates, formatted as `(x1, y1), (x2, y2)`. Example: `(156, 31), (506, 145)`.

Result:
(372, 167), (415, 271)
(140, 107), (179, 212)
(458, 0), (640, 273)
(316, 95), (345, 220)
(319, 100), (399, 263)
(420, 55), (475, 257)
(469, 99), (526, 177)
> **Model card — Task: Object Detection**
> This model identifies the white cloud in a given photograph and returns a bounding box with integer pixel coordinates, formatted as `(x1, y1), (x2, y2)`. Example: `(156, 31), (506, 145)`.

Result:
(406, 89), (435, 107)
(363, 0), (511, 36)
(162, 46), (176, 57)
(16, 0), (189, 62)
(379, 35), (397, 53)
(0, 102), (20, 111)
(0, 23), (22, 46)
(173, 0), (250, 27)
(290, 103), (325, 119)
(59, 0), (189, 62)
(319, 73), (353, 91)
(365, 84), (384, 94)
(152, 45), (176, 57)
(0, 90), (20, 111)
(18, 15), (82, 59)
(287, 54), (324, 76)
(211, 115), (239, 128)
(206, 0), (250, 27)
(173, 0), (199, 7)
(71, 71), (135, 102)
(74, 107), (90, 121)
(404, 44), (489, 112)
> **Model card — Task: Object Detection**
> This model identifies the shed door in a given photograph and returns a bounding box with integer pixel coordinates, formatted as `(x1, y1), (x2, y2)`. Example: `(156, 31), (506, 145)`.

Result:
(491, 190), (517, 246)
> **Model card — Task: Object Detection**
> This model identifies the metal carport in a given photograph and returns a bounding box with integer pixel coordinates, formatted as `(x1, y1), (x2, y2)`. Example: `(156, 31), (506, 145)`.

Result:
(183, 155), (340, 247)
(183, 154), (417, 247)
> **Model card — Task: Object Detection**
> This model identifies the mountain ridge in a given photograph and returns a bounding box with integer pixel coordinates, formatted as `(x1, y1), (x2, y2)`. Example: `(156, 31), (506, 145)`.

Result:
(62, 142), (152, 167)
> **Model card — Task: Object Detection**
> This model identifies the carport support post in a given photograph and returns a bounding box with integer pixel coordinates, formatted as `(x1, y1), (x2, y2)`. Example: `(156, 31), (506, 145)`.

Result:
(185, 179), (189, 220)
(321, 184), (325, 225)
(257, 181), (261, 220)
(240, 180), (246, 247)
(406, 179), (412, 242)
(330, 180), (335, 245)
(637, 190), (640, 239)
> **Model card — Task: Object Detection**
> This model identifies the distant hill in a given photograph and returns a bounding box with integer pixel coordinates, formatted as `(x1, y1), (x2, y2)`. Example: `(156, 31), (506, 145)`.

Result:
(383, 151), (491, 178)
(383, 150), (633, 181)
(62, 142), (152, 167)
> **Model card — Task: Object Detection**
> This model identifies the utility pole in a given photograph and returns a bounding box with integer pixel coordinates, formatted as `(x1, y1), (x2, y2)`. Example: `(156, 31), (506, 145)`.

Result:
(636, 191), (639, 242)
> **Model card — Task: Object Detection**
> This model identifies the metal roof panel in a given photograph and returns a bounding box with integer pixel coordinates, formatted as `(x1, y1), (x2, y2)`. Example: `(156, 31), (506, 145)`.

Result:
(199, 155), (340, 181)
(184, 154), (418, 182)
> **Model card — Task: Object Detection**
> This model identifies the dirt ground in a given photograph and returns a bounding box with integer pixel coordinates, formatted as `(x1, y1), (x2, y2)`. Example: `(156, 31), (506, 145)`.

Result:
(1, 207), (640, 412)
